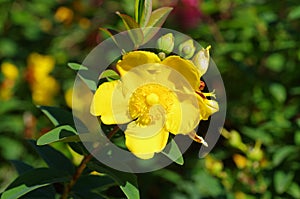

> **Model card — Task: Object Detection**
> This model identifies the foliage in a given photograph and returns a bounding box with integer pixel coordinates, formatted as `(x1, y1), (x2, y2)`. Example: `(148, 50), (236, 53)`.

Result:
(0, 0), (300, 198)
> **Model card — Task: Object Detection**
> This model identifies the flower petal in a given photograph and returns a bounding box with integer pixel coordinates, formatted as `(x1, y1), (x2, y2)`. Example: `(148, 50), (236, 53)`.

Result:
(116, 51), (161, 76)
(162, 56), (201, 90)
(125, 105), (169, 159)
(197, 94), (219, 120)
(125, 126), (169, 159)
(90, 80), (131, 124)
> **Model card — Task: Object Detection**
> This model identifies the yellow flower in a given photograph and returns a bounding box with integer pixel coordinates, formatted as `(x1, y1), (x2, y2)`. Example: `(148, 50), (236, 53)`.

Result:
(91, 51), (219, 159)
(26, 53), (59, 105)
(1, 62), (19, 80)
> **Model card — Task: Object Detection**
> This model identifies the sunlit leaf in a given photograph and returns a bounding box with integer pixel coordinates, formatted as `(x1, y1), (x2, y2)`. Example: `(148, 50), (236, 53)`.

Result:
(142, 7), (173, 44)
(162, 139), (184, 165)
(140, 0), (152, 27)
(68, 63), (88, 71)
(1, 168), (70, 199)
(100, 69), (120, 81)
(116, 12), (144, 47)
(37, 125), (79, 146)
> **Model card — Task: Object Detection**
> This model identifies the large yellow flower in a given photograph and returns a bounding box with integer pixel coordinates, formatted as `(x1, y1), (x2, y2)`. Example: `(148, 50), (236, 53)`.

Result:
(90, 51), (218, 159)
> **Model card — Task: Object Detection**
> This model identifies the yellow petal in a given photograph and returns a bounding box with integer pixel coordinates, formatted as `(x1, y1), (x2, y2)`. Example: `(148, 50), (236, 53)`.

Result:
(90, 81), (131, 124)
(116, 51), (161, 76)
(125, 125), (169, 159)
(162, 56), (201, 90)
(197, 94), (219, 120)
(125, 105), (169, 159)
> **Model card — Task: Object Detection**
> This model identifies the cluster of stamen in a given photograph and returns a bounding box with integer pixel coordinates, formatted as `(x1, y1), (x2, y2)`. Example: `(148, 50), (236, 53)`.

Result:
(129, 83), (176, 126)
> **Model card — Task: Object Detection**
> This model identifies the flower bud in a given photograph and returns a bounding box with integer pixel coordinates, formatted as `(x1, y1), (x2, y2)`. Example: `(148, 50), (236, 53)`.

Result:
(178, 39), (195, 59)
(192, 45), (211, 76)
(157, 33), (174, 54)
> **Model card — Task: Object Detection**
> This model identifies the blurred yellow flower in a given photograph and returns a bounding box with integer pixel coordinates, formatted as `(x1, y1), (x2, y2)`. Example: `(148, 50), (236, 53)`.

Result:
(26, 53), (59, 105)
(65, 87), (73, 108)
(0, 62), (19, 100)
(1, 62), (19, 80)
(55, 6), (74, 24)
(91, 51), (219, 159)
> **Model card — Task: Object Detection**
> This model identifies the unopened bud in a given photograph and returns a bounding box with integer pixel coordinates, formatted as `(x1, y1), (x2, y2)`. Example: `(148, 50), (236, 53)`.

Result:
(192, 45), (211, 76)
(178, 39), (195, 59)
(157, 33), (174, 54)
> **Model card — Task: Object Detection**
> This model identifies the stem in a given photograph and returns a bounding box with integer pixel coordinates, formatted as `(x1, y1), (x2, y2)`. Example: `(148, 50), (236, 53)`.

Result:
(60, 125), (120, 199)
(60, 154), (93, 199)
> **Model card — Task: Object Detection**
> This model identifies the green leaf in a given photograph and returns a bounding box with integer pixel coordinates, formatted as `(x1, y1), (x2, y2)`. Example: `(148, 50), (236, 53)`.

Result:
(29, 140), (75, 174)
(1, 168), (71, 199)
(78, 73), (98, 92)
(37, 125), (79, 146)
(116, 12), (144, 47)
(287, 182), (300, 198)
(274, 171), (294, 194)
(134, 0), (144, 23)
(72, 175), (115, 198)
(38, 106), (74, 127)
(272, 145), (297, 167)
(269, 83), (286, 103)
(100, 69), (120, 81)
(162, 139), (184, 165)
(140, 0), (152, 27)
(99, 28), (121, 50)
(288, 6), (300, 20)
(142, 7), (173, 43)
(10, 160), (33, 175)
(87, 162), (140, 199)
(68, 63), (88, 71)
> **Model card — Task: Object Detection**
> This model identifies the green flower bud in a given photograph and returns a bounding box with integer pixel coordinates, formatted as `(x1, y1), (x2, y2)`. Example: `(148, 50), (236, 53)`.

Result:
(178, 39), (195, 59)
(192, 45), (211, 76)
(157, 33), (174, 54)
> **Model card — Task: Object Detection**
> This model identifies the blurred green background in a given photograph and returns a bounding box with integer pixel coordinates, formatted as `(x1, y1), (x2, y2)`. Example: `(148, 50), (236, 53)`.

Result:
(0, 0), (299, 198)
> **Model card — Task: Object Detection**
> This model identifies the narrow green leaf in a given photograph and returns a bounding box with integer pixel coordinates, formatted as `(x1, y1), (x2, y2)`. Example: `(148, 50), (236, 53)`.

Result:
(162, 139), (184, 165)
(1, 184), (49, 199)
(87, 162), (140, 199)
(37, 125), (79, 146)
(1, 168), (71, 199)
(99, 28), (121, 49)
(116, 12), (144, 47)
(29, 140), (75, 174)
(68, 63), (88, 71)
(38, 106), (74, 127)
(140, 0), (152, 27)
(142, 7), (173, 44)
(78, 73), (98, 92)
(135, 0), (144, 23)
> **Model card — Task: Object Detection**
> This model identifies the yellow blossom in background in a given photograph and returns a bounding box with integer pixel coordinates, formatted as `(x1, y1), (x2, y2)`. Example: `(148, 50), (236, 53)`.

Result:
(91, 51), (219, 159)
(55, 6), (74, 24)
(0, 62), (19, 100)
(65, 87), (73, 108)
(26, 53), (59, 105)
(1, 62), (19, 80)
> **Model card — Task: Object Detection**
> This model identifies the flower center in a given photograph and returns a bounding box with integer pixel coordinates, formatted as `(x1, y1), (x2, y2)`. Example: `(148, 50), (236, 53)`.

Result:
(129, 83), (176, 126)
(146, 93), (159, 105)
